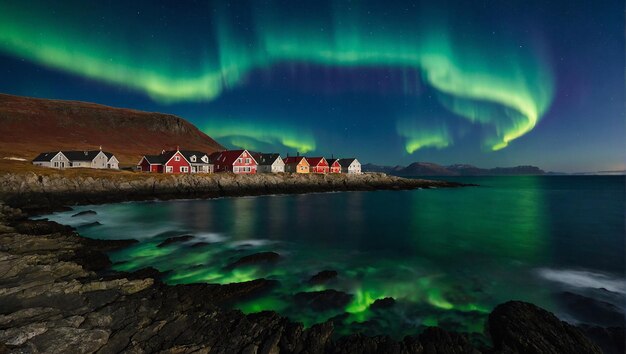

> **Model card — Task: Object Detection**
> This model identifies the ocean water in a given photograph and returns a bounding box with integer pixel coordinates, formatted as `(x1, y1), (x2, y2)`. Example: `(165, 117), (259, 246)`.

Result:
(43, 176), (626, 338)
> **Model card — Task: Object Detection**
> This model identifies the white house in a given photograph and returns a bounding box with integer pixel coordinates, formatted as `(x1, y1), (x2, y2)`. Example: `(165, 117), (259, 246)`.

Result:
(32, 151), (71, 169)
(180, 150), (213, 173)
(338, 158), (361, 174)
(32, 150), (119, 170)
(255, 153), (285, 173)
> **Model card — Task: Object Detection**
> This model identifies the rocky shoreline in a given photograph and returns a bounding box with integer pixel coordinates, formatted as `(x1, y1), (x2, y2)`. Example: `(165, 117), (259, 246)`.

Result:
(0, 173), (622, 353)
(0, 172), (466, 214)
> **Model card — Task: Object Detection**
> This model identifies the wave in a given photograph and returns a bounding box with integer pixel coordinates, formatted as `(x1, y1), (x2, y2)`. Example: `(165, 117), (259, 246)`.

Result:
(537, 268), (626, 294)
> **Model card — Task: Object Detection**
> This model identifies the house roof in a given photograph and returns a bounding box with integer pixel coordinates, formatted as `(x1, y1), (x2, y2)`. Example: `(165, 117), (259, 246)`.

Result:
(254, 153), (281, 166)
(178, 150), (211, 164)
(210, 150), (256, 165)
(338, 158), (358, 167)
(142, 154), (166, 164)
(283, 156), (308, 165)
(32, 151), (61, 162)
(306, 157), (327, 166)
(327, 158), (340, 166)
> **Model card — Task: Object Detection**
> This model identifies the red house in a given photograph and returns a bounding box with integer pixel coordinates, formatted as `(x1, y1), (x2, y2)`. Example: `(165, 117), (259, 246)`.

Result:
(137, 149), (191, 174)
(209, 149), (257, 174)
(307, 157), (329, 174)
(327, 158), (341, 173)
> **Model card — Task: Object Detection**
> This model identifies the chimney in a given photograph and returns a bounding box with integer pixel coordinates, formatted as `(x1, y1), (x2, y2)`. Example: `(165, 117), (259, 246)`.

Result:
(176, 145), (180, 151)
(297, 151), (300, 157)
(331, 153), (334, 159)
(99, 145), (102, 150)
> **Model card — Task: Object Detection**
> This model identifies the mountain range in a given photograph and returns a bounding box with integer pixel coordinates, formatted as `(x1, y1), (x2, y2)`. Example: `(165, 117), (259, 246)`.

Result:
(363, 162), (546, 176)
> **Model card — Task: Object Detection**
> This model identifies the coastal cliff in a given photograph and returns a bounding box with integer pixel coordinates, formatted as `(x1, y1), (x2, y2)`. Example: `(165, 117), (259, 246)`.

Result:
(0, 205), (614, 353)
(0, 172), (463, 213)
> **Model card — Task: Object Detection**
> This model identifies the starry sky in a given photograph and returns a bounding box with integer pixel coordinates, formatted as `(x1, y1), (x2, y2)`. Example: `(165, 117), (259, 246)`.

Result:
(0, 0), (623, 172)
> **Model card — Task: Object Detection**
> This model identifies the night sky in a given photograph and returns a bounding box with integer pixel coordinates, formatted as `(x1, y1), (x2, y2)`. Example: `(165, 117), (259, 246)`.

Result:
(0, 0), (623, 172)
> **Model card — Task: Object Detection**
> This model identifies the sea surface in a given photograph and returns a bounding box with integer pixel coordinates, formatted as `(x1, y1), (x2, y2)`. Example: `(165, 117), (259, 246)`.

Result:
(43, 176), (626, 338)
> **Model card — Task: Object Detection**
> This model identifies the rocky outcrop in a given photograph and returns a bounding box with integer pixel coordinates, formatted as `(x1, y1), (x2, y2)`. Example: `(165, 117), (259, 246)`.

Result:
(308, 270), (338, 284)
(0, 172), (467, 214)
(225, 252), (281, 270)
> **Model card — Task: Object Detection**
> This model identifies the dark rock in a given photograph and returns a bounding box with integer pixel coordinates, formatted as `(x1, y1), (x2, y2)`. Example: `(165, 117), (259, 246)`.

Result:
(225, 251), (281, 269)
(308, 270), (338, 284)
(488, 301), (602, 353)
(579, 325), (625, 354)
(294, 289), (353, 312)
(370, 297), (396, 310)
(81, 237), (138, 252)
(157, 235), (194, 248)
(71, 210), (97, 217)
(558, 291), (625, 326)
(189, 241), (209, 248)
(419, 327), (480, 354)
(13, 219), (74, 235)
(65, 248), (111, 271)
(81, 221), (102, 228)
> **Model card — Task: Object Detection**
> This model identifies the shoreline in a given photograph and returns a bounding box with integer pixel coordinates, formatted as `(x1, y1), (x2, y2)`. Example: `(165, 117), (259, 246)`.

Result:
(0, 172), (471, 214)
(0, 173), (620, 353)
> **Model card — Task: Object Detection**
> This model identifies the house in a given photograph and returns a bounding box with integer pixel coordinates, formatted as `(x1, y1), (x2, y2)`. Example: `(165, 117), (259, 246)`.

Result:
(209, 149), (257, 174)
(307, 157), (329, 174)
(137, 149), (191, 174)
(338, 158), (361, 174)
(254, 153), (285, 173)
(32, 151), (70, 169)
(327, 158), (341, 173)
(32, 149), (119, 169)
(179, 151), (213, 173)
(283, 156), (309, 173)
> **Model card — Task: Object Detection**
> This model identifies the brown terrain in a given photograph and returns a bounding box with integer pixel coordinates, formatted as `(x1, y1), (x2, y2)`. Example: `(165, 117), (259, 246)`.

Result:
(0, 93), (223, 168)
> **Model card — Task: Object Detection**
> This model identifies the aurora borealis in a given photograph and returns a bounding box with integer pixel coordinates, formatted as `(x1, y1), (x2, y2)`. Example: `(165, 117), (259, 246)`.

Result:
(0, 0), (623, 171)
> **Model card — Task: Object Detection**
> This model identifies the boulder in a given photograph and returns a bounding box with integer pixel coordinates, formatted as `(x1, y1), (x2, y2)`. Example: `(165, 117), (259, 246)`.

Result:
(294, 290), (353, 312)
(71, 210), (97, 217)
(157, 235), (194, 248)
(225, 252), (281, 269)
(308, 270), (338, 284)
(488, 301), (602, 353)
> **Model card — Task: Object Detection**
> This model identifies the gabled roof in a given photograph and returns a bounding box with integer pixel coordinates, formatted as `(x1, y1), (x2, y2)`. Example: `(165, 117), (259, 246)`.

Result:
(283, 156), (309, 165)
(306, 157), (327, 166)
(338, 158), (358, 167)
(210, 150), (256, 165)
(142, 155), (166, 165)
(327, 158), (340, 166)
(33, 151), (62, 162)
(179, 150), (211, 164)
(254, 153), (281, 166)
(61, 150), (106, 161)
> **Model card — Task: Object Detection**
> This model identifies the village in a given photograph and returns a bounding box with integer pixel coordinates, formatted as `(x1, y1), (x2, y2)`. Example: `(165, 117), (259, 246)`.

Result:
(32, 147), (362, 175)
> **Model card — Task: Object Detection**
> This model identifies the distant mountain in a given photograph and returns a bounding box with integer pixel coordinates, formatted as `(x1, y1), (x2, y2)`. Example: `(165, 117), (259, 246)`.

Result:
(0, 93), (224, 165)
(363, 162), (545, 176)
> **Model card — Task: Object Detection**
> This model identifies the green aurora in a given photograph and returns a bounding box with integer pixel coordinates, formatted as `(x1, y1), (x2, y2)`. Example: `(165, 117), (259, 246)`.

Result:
(0, 1), (554, 152)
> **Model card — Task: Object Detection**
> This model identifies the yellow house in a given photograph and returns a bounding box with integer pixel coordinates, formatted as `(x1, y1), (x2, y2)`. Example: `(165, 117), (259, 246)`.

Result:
(283, 156), (309, 173)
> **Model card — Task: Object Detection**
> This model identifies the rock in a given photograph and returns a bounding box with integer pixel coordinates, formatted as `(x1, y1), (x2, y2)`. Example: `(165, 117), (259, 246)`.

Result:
(225, 252), (281, 269)
(308, 270), (338, 284)
(579, 325), (625, 354)
(71, 210), (96, 217)
(370, 297), (396, 310)
(488, 301), (602, 353)
(294, 290), (353, 312)
(558, 291), (625, 327)
(157, 235), (194, 248)
(419, 327), (480, 354)
(13, 220), (73, 235)
(81, 221), (102, 228)
(190, 242), (210, 248)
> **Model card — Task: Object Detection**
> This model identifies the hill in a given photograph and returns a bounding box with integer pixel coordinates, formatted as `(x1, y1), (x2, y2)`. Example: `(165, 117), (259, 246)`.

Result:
(0, 93), (223, 166)
(363, 162), (545, 176)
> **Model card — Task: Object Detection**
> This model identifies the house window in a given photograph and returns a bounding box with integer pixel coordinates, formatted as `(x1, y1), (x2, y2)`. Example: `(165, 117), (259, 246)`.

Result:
(234, 167), (238, 173)
(191, 156), (196, 162)
(181, 166), (189, 173)
(54, 162), (58, 167)
(175, 155), (180, 161)
(238, 158), (242, 163)
(245, 158), (250, 164)
(166, 166), (173, 173)
(202, 156), (208, 162)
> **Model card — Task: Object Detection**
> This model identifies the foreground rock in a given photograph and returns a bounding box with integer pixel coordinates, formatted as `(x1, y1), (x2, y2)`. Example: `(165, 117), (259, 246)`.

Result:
(225, 251), (281, 269)
(157, 235), (195, 248)
(0, 172), (468, 213)
(0, 203), (620, 353)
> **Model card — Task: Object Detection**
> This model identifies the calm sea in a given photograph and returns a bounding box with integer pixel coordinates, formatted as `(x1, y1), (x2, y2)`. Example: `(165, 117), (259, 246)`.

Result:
(44, 176), (626, 338)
